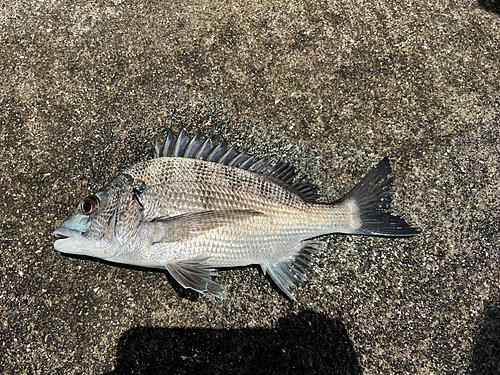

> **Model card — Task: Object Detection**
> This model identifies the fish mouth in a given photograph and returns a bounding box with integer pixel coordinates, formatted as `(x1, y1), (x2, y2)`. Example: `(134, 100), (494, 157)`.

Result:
(53, 227), (83, 251)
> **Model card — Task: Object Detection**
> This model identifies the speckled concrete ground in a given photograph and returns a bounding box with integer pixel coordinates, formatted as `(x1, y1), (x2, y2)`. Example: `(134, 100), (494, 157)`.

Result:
(1, 1), (499, 374)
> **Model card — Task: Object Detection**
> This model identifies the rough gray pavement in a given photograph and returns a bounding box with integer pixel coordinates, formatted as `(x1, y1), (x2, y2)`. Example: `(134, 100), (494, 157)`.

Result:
(1, 1), (499, 374)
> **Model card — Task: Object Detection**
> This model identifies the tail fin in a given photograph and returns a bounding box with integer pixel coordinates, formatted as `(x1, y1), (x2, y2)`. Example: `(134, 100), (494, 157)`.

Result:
(340, 157), (419, 237)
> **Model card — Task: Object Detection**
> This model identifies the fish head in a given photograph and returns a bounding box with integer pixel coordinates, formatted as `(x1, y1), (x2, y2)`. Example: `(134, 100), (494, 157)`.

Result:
(53, 175), (139, 260)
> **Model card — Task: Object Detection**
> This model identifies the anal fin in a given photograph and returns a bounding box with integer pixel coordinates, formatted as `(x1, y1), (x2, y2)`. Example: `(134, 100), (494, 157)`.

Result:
(262, 240), (324, 301)
(165, 254), (226, 299)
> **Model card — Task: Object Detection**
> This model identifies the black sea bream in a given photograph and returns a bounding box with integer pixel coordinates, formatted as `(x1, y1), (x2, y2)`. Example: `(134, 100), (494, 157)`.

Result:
(53, 130), (418, 299)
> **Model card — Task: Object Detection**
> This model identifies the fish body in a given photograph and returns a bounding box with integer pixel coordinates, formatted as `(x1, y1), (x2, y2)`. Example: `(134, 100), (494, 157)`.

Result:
(54, 130), (418, 299)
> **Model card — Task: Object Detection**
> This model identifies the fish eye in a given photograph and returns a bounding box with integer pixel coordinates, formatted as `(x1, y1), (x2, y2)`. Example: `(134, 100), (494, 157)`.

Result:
(81, 196), (99, 215)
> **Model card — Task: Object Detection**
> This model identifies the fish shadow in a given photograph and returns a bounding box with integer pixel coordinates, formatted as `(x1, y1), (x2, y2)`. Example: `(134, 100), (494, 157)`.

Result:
(478, 0), (500, 14)
(103, 310), (363, 375)
(469, 295), (500, 374)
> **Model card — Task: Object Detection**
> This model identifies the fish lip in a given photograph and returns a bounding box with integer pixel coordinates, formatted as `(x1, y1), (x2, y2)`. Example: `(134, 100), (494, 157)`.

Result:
(53, 227), (82, 238)
(53, 227), (83, 250)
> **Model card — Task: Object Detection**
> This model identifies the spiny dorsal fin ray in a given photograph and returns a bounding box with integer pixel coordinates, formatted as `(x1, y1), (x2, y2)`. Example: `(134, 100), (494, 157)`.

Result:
(184, 131), (204, 158)
(154, 129), (320, 201)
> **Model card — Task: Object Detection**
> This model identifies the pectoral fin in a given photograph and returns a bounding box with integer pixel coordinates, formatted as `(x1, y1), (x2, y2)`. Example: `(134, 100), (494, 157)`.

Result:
(148, 209), (263, 244)
(165, 255), (226, 299)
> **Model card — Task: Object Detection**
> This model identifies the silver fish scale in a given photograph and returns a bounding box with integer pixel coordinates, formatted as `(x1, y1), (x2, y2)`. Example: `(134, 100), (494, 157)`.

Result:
(122, 157), (347, 267)
(126, 157), (309, 218)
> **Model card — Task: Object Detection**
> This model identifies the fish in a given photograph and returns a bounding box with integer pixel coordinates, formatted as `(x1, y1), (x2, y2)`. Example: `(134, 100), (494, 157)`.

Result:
(53, 129), (419, 300)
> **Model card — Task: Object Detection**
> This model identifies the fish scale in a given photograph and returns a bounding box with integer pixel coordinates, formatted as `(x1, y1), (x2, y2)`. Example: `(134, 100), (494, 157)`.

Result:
(53, 129), (418, 300)
(131, 159), (302, 219)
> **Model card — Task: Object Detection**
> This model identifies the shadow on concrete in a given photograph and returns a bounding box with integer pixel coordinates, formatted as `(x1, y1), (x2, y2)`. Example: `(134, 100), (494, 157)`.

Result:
(103, 310), (362, 375)
(478, 0), (500, 14)
(469, 296), (500, 374)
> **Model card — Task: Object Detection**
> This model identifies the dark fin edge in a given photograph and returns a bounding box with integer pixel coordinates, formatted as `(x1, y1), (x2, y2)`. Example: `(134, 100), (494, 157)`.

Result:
(340, 156), (419, 237)
(263, 240), (324, 301)
(154, 129), (320, 202)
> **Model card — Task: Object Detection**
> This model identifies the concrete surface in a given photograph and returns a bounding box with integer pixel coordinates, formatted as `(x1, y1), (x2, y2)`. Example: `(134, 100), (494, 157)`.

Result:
(1, 0), (499, 374)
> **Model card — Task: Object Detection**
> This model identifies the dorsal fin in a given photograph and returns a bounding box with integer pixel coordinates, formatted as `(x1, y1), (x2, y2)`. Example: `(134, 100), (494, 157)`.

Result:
(154, 129), (320, 201)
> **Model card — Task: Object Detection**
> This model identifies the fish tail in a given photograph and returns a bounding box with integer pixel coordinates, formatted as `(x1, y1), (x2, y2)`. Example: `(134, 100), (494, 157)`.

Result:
(339, 157), (419, 237)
